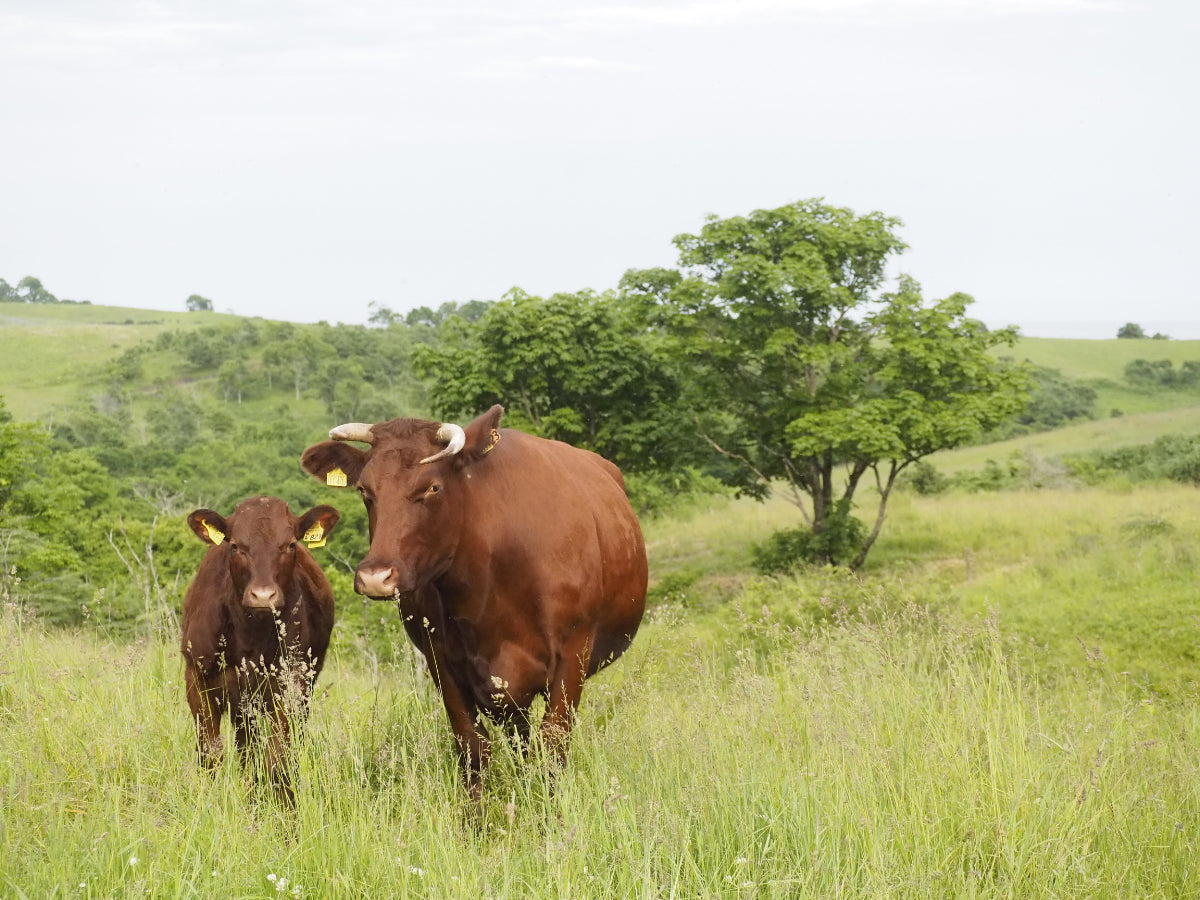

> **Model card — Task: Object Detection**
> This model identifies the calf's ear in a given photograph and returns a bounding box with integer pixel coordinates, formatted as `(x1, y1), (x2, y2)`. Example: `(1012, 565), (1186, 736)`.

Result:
(187, 509), (229, 546)
(296, 505), (341, 545)
(301, 441), (368, 487)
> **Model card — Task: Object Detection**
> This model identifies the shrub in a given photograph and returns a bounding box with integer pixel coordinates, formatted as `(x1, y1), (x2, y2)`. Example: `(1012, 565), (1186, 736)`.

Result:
(752, 509), (866, 573)
(902, 460), (949, 495)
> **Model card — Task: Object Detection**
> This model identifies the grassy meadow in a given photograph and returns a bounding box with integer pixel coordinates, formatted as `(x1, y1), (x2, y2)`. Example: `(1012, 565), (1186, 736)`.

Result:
(1008, 337), (1200, 417)
(5, 481), (1200, 898)
(3, 303), (1200, 896)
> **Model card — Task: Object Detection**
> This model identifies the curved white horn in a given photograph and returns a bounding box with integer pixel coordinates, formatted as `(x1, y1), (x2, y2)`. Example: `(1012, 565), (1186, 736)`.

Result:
(419, 423), (466, 464)
(329, 423), (376, 444)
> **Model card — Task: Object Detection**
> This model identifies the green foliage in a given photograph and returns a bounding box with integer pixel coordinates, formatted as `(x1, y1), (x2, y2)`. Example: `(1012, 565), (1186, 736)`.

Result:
(1124, 357), (1200, 389)
(752, 504), (867, 574)
(900, 459), (949, 495)
(1117, 322), (1146, 338)
(624, 199), (1031, 568)
(413, 288), (698, 475)
(986, 364), (1096, 440)
(0, 398), (48, 515)
(622, 467), (730, 518)
(0, 273), (90, 305)
(185, 293), (213, 312)
(1065, 433), (1200, 486)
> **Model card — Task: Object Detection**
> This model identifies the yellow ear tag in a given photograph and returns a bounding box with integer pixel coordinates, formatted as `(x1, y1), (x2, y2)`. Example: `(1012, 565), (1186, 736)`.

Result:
(303, 524), (326, 549)
(202, 521), (225, 544)
(326, 467), (347, 487)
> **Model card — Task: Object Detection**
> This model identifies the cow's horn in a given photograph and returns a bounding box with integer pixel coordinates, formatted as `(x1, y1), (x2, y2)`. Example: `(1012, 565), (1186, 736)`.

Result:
(419, 423), (467, 464)
(329, 423), (376, 444)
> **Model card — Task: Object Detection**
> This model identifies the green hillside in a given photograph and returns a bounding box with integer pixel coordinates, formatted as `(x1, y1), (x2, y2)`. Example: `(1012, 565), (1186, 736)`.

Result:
(0, 304), (238, 420)
(1007, 336), (1200, 416)
(3, 304), (1199, 468)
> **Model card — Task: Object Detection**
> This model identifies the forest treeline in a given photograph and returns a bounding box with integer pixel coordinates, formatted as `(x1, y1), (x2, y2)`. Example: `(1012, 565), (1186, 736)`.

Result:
(2, 199), (1199, 634)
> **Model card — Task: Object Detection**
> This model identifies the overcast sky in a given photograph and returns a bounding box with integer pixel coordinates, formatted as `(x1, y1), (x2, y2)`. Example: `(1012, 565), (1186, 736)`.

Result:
(3, 0), (1196, 337)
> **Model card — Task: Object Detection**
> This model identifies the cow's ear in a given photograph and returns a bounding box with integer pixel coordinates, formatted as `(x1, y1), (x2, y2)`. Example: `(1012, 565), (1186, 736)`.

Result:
(301, 441), (368, 488)
(462, 404), (505, 461)
(187, 509), (228, 546)
(296, 505), (340, 547)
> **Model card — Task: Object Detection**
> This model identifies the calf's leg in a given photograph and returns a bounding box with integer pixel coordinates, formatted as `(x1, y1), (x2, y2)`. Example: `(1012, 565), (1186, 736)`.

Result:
(185, 665), (227, 769)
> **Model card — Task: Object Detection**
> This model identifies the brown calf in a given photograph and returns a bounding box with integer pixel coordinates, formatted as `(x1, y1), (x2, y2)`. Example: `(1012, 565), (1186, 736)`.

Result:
(180, 496), (339, 803)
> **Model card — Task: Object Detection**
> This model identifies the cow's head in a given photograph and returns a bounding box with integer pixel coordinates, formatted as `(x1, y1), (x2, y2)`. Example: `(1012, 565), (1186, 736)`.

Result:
(300, 405), (505, 600)
(187, 497), (340, 614)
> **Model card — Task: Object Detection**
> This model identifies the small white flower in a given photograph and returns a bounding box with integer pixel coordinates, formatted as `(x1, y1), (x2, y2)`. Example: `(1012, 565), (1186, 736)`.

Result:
(128, 856), (138, 867)
(268, 874), (278, 882)
(408, 866), (425, 877)
(275, 877), (288, 892)
(735, 856), (749, 865)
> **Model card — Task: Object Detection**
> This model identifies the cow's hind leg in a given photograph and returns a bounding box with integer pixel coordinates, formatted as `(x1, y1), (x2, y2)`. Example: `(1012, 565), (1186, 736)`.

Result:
(542, 637), (593, 766)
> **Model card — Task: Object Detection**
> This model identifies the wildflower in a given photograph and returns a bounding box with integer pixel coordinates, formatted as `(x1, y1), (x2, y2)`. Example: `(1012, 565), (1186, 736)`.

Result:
(268, 874), (278, 883)
(128, 856), (138, 867)
(408, 866), (425, 877)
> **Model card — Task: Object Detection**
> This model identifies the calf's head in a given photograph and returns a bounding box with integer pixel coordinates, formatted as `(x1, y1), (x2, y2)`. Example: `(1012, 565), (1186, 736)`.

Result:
(187, 496), (340, 614)
(300, 405), (504, 600)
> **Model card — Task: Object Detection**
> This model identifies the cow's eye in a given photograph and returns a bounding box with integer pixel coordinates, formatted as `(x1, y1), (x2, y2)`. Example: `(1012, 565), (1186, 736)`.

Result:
(426, 483), (441, 496)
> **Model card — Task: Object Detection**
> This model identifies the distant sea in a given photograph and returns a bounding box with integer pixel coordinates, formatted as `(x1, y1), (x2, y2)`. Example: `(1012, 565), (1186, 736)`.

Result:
(1002, 321), (1200, 340)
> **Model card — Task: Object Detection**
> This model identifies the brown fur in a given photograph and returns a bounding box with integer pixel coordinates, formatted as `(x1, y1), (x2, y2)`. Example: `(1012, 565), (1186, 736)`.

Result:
(301, 405), (648, 801)
(180, 496), (339, 805)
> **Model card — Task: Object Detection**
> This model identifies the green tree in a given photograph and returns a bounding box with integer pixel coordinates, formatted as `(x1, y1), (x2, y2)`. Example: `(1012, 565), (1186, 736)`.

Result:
(186, 294), (213, 312)
(17, 276), (57, 304)
(623, 199), (1030, 569)
(0, 398), (48, 517)
(217, 358), (251, 403)
(1117, 322), (1146, 339)
(413, 288), (689, 473)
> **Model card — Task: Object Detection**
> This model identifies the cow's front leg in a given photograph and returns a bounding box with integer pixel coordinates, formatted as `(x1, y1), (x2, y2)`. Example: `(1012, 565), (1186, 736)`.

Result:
(428, 669), (488, 806)
(185, 663), (227, 770)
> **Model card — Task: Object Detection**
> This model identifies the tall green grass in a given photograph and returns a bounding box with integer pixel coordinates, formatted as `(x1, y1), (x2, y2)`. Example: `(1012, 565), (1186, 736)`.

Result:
(4, 574), (1199, 897)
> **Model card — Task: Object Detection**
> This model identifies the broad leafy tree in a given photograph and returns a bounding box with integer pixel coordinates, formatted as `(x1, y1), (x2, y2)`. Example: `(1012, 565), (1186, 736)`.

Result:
(622, 199), (1030, 568)
(186, 294), (213, 312)
(1116, 322), (1145, 339)
(412, 288), (690, 473)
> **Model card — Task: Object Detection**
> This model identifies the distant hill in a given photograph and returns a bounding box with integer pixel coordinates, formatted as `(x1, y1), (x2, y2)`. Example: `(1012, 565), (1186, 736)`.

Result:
(2, 302), (1199, 471)
(0, 303), (241, 420)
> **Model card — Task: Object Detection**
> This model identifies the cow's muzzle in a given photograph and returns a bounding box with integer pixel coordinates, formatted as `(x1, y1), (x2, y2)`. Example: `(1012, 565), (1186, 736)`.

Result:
(242, 585), (282, 613)
(354, 563), (410, 600)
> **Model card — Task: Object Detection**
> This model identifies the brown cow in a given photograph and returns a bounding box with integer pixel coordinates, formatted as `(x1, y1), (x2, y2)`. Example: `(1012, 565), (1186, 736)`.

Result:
(181, 496), (340, 804)
(300, 404), (647, 801)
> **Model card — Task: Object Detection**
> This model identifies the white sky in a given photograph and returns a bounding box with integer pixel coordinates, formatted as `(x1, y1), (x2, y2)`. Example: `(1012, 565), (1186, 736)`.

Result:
(2, 0), (1197, 337)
